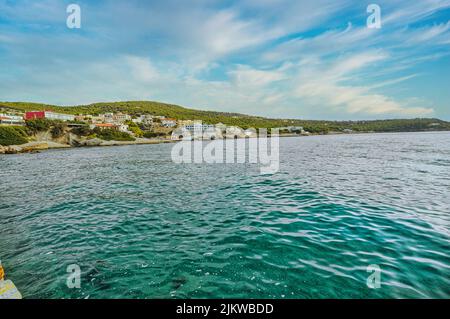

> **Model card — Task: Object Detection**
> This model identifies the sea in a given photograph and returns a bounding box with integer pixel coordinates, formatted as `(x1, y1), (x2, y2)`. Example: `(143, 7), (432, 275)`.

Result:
(0, 132), (449, 298)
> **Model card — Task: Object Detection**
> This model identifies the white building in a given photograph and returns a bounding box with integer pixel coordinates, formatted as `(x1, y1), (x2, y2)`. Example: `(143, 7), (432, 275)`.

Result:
(0, 114), (25, 125)
(171, 124), (222, 140)
(184, 122), (215, 132)
(44, 111), (75, 122)
(114, 113), (132, 123)
(118, 124), (129, 133)
(161, 118), (177, 128)
(133, 115), (154, 125)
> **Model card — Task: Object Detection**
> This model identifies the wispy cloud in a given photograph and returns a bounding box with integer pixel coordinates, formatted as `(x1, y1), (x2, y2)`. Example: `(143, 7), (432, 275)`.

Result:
(0, 0), (449, 119)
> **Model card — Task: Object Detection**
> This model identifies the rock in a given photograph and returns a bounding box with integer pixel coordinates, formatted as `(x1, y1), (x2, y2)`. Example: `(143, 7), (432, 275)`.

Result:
(84, 138), (103, 147)
(0, 145), (5, 154)
(5, 145), (22, 154)
(21, 142), (49, 153)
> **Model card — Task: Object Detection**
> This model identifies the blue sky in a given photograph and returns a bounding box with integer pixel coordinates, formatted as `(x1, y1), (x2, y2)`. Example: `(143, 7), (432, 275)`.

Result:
(0, 0), (449, 120)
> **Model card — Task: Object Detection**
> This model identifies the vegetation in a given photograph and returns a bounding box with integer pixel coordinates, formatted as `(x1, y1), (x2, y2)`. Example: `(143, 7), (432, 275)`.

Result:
(25, 119), (52, 134)
(143, 131), (166, 138)
(125, 121), (144, 137)
(50, 122), (67, 138)
(92, 128), (135, 141)
(0, 126), (29, 146)
(2, 101), (450, 133)
(71, 126), (92, 137)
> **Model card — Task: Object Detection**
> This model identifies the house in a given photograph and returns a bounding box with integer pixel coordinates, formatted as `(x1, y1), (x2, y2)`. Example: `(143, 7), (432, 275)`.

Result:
(183, 122), (215, 132)
(90, 123), (116, 130)
(114, 113), (132, 123)
(133, 115), (153, 125)
(25, 111), (75, 122)
(91, 115), (104, 124)
(118, 124), (129, 133)
(103, 113), (114, 124)
(43, 111), (75, 121)
(161, 118), (177, 128)
(172, 123), (222, 140)
(24, 111), (45, 120)
(177, 120), (193, 127)
(0, 114), (25, 125)
(74, 115), (94, 123)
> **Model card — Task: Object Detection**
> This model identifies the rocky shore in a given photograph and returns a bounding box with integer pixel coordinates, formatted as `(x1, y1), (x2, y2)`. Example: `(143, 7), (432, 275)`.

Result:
(0, 137), (176, 154)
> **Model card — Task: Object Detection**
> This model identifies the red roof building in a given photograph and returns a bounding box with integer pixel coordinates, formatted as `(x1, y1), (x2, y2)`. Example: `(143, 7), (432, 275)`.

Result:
(24, 111), (46, 120)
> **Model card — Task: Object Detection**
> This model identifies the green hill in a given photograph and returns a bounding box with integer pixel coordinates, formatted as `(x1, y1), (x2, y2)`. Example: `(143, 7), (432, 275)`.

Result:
(1, 101), (450, 133)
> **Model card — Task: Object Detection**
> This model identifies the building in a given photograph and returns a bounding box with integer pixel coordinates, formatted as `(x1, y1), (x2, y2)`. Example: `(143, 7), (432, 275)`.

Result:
(24, 111), (75, 122)
(114, 113), (132, 123)
(161, 118), (177, 128)
(91, 115), (104, 124)
(43, 111), (75, 121)
(132, 115), (154, 125)
(74, 115), (92, 123)
(276, 126), (304, 133)
(103, 113), (114, 124)
(118, 124), (129, 133)
(173, 122), (222, 140)
(24, 111), (45, 120)
(183, 122), (215, 132)
(178, 120), (194, 127)
(90, 123), (116, 130)
(0, 114), (25, 125)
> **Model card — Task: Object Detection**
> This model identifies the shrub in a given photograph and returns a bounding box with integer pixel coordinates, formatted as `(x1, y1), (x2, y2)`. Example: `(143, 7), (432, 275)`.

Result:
(50, 123), (67, 138)
(94, 128), (135, 141)
(143, 131), (166, 138)
(25, 119), (52, 134)
(129, 126), (143, 137)
(71, 126), (93, 137)
(0, 126), (29, 146)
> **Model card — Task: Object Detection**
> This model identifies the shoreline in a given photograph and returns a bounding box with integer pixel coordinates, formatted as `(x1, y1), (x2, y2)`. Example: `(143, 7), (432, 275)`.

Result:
(1, 130), (449, 155)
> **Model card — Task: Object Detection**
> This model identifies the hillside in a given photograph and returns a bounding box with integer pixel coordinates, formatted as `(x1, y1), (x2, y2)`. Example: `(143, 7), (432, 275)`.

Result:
(1, 101), (450, 133)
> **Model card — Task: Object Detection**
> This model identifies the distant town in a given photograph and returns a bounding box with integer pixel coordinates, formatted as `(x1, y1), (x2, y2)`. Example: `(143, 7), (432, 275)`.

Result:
(1, 101), (449, 154)
(0, 109), (310, 142)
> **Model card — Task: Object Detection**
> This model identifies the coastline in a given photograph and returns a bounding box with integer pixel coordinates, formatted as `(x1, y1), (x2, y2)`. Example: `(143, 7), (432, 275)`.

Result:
(0, 138), (177, 154)
(1, 130), (449, 155)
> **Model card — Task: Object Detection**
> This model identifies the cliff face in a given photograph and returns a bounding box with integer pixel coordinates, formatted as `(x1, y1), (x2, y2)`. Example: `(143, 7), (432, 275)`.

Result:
(33, 130), (71, 145)
(0, 128), (72, 154)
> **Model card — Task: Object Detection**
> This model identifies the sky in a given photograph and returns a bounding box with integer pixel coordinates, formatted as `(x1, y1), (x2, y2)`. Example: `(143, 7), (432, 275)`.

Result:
(0, 0), (449, 120)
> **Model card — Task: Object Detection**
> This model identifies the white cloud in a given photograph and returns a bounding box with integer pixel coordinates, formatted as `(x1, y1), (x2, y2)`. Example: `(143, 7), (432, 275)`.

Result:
(229, 65), (285, 87)
(294, 52), (434, 117)
(0, 0), (448, 119)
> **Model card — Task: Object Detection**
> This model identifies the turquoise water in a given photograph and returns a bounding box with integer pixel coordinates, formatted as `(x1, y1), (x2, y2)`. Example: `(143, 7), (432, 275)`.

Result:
(1, 132), (449, 299)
